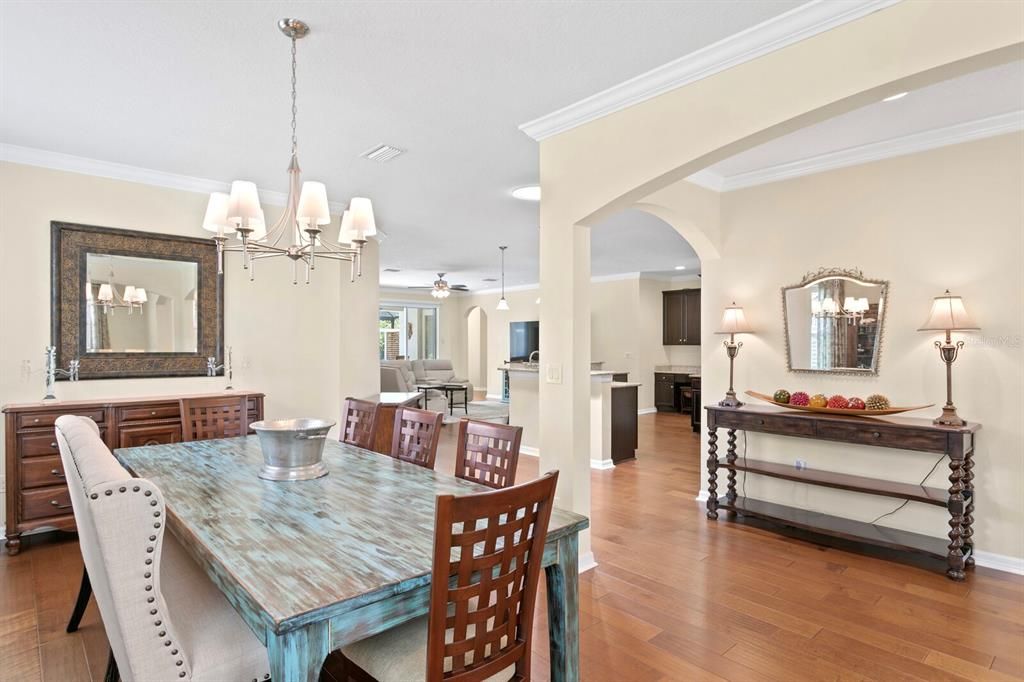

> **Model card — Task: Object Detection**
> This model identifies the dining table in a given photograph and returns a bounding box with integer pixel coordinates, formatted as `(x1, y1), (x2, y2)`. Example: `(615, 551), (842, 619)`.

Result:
(114, 436), (589, 682)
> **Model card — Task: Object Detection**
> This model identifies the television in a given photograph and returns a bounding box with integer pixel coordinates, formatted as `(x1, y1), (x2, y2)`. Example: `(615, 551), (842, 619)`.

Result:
(509, 321), (540, 362)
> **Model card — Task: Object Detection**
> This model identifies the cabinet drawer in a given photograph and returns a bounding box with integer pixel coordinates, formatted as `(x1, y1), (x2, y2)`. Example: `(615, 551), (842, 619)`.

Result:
(21, 456), (67, 490)
(721, 411), (815, 436)
(17, 409), (105, 430)
(18, 432), (62, 458)
(815, 422), (948, 452)
(118, 423), (182, 448)
(119, 404), (180, 422)
(22, 486), (73, 521)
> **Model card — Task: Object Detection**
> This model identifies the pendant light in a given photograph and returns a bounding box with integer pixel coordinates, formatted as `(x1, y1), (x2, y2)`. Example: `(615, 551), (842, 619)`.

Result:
(496, 246), (510, 311)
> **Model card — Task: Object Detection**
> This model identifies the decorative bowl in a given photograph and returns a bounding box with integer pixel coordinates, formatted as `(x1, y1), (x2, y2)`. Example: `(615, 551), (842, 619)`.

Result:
(251, 418), (335, 481)
(744, 391), (932, 417)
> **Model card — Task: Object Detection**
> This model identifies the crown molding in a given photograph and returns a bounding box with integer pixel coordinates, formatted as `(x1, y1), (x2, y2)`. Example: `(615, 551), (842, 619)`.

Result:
(0, 143), (376, 226)
(700, 109), (1024, 192)
(519, 0), (900, 141)
(470, 271), (642, 296)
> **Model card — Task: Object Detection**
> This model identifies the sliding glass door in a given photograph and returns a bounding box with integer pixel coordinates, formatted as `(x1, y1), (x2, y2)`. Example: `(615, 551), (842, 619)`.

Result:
(379, 303), (438, 360)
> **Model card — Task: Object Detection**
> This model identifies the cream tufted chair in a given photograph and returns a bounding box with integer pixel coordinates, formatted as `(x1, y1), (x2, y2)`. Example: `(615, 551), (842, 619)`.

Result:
(55, 415), (271, 682)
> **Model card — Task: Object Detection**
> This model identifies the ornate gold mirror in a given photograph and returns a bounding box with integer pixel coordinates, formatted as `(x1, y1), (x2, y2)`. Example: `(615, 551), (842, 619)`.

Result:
(782, 267), (888, 375)
(52, 222), (223, 379)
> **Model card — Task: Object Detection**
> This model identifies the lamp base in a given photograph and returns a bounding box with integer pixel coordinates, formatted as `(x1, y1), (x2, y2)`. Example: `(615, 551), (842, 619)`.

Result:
(718, 392), (743, 408)
(933, 405), (966, 427)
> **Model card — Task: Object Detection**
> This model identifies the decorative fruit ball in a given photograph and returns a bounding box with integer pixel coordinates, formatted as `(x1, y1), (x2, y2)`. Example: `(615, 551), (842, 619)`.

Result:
(866, 394), (891, 411)
(809, 394), (828, 408)
(790, 391), (810, 406)
(773, 389), (791, 404)
(827, 395), (850, 409)
(848, 397), (866, 410)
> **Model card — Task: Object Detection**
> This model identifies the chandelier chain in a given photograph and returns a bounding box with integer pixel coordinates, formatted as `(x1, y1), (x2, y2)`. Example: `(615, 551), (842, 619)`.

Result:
(290, 37), (298, 155)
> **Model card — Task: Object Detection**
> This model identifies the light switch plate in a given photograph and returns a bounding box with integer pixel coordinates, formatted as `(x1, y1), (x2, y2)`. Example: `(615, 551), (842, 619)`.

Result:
(546, 364), (563, 384)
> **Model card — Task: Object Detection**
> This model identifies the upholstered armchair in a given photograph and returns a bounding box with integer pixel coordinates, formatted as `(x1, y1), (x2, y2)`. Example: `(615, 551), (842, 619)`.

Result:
(412, 359), (474, 403)
(54, 415), (270, 682)
(380, 359), (449, 412)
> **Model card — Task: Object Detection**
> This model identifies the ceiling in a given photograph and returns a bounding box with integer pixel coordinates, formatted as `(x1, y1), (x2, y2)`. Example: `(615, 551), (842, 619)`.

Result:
(0, 0), (801, 288)
(694, 59), (1024, 187)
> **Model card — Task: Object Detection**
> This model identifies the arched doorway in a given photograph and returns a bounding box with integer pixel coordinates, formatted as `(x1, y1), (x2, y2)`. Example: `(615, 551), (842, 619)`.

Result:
(466, 305), (487, 398)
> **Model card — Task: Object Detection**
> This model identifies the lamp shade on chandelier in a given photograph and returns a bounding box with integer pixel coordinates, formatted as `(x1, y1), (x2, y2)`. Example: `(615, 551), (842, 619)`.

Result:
(200, 19), (376, 285)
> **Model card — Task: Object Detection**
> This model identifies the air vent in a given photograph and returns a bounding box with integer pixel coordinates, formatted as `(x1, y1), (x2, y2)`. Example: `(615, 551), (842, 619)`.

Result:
(383, 268), (401, 273)
(360, 144), (405, 162)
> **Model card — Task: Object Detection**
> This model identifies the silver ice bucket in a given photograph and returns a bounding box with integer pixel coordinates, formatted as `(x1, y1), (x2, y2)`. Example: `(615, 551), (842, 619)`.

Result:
(251, 418), (335, 481)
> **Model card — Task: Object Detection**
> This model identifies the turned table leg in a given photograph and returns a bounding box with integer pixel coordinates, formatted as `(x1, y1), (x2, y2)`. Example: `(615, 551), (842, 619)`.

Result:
(725, 428), (738, 505)
(963, 449), (975, 568)
(946, 454), (967, 581)
(706, 426), (719, 519)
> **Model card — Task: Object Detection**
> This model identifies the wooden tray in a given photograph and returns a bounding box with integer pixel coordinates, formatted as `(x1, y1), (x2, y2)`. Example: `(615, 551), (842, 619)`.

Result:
(745, 391), (932, 417)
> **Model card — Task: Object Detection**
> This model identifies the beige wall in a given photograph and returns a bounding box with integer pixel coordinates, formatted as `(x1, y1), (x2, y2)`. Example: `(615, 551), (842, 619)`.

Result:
(377, 289), (465, 378)
(696, 133), (1023, 559)
(0, 162), (381, 529)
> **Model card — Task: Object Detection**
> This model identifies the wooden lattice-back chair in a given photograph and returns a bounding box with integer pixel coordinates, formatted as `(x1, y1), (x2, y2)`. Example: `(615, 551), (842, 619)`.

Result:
(455, 419), (523, 489)
(341, 471), (560, 682)
(179, 395), (249, 442)
(390, 406), (444, 470)
(340, 397), (380, 449)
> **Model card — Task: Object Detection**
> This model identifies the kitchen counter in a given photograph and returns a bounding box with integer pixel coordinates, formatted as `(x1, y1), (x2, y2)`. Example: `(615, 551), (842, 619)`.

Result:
(654, 365), (701, 374)
(500, 365), (618, 377)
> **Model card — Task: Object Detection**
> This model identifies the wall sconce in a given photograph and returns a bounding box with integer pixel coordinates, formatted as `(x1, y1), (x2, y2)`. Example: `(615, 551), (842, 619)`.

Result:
(715, 302), (754, 408)
(918, 290), (978, 426)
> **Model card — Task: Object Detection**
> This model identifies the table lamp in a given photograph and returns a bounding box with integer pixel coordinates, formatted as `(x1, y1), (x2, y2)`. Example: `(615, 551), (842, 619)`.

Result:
(918, 290), (978, 426)
(716, 303), (753, 407)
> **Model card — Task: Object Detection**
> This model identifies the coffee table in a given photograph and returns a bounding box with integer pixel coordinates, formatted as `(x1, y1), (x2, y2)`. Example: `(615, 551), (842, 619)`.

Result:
(442, 383), (470, 416)
(415, 383), (445, 411)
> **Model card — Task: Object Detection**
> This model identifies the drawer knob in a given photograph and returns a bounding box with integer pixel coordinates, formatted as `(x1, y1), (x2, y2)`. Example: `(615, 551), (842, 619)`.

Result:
(872, 432), (881, 439)
(50, 442), (58, 449)
(50, 468), (65, 478)
(151, 411), (157, 416)
(33, 418), (40, 423)
(758, 419), (765, 425)
(49, 500), (73, 510)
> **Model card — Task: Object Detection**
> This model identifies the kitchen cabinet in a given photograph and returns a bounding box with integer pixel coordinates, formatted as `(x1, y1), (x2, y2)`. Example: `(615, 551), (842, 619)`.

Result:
(662, 289), (701, 345)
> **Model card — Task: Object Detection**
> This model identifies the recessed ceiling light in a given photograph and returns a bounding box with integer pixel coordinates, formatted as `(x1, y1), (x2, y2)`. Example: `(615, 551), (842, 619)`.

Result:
(512, 185), (541, 201)
(882, 92), (908, 102)
(674, 265), (687, 270)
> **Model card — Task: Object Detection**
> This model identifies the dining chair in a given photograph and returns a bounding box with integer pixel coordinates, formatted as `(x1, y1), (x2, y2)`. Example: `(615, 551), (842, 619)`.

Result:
(179, 394), (249, 442)
(390, 406), (444, 470)
(455, 418), (523, 490)
(54, 415), (271, 682)
(340, 397), (380, 449)
(341, 471), (560, 681)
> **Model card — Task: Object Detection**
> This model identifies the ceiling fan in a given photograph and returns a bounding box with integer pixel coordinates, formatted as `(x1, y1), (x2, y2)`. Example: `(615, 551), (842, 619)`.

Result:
(408, 273), (468, 299)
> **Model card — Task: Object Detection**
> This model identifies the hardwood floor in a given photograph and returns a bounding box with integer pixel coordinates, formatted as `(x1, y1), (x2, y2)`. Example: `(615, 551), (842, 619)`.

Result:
(3, 412), (1022, 681)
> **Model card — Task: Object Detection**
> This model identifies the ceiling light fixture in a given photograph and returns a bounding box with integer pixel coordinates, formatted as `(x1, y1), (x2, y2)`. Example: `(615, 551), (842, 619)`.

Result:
(674, 265), (687, 270)
(497, 246), (510, 311)
(882, 91), (908, 102)
(511, 185), (541, 201)
(200, 19), (375, 285)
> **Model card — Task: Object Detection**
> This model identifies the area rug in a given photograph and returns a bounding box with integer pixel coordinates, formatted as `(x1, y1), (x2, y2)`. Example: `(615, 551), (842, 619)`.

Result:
(434, 399), (509, 425)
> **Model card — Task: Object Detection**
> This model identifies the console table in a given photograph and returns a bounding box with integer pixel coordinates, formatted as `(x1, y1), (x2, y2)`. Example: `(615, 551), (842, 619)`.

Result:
(3, 391), (263, 554)
(705, 405), (979, 580)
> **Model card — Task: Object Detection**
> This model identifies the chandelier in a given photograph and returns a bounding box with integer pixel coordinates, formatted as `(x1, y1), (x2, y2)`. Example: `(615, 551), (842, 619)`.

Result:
(200, 19), (376, 284)
(88, 260), (147, 315)
(812, 295), (870, 322)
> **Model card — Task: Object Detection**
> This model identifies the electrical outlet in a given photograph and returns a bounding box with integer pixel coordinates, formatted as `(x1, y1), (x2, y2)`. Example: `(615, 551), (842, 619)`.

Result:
(795, 459), (808, 470)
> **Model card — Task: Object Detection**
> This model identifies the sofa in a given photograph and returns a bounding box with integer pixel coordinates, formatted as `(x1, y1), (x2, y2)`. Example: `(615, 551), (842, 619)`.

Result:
(379, 359), (473, 412)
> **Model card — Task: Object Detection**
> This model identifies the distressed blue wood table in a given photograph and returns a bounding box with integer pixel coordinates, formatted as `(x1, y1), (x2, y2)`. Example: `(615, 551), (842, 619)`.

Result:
(115, 436), (589, 682)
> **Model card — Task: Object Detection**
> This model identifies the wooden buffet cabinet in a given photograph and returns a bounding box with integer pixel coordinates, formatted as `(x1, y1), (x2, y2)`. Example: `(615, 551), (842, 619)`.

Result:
(3, 391), (263, 554)
(705, 405), (979, 580)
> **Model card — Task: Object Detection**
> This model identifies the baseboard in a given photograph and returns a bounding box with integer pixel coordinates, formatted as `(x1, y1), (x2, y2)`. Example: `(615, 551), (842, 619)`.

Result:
(519, 445), (539, 457)
(590, 458), (615, 470)
(637, 407), (658, 415)
(693, 492), (1024, 576)
(578, 551), (598, 574)
(485, 394), (504, 402)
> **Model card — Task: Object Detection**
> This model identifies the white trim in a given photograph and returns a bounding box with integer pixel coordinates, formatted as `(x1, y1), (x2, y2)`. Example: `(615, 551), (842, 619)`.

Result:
(590, 272), (641, 284)
(590, 458), (615, 470)
(484, 393), (505, 402)
(685, 169), (727, 192)
(520, 445), (540, 457)
(703, 110), (1024, 192)
(473, 272), (643, 296)
(973, 551), (1024, 576)
(578, 551), (598, 574)
(637, 407), (658, 415)
(0, 143), (388, 237)
(518, 0), (900, 140)
(695, 490), (710, 502)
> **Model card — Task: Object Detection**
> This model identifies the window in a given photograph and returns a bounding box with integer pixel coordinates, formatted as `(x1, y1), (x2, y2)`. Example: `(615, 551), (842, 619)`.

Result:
(379, 303), (439, 360)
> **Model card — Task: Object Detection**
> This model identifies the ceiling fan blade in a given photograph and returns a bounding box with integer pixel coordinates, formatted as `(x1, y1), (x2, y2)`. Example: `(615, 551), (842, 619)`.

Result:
(407, 286), (435, 289)
(450, 285), (470, 290)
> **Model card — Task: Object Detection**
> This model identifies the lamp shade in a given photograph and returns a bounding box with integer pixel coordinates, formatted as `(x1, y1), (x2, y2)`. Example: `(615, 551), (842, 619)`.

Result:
(201, 192), (235, 234)
(496, 297), (510, 311)
(337, 210), (354, 245)
(134, 288), (148, 304)
(226, 181), (262, 227)
(123, 285), (137, 302)
(97, 283), (113, 302)
(347, 197), (377, 240)
(716, 303), (753, 334)
(918, 290), (979, 331)
(296, 181), (331, 228)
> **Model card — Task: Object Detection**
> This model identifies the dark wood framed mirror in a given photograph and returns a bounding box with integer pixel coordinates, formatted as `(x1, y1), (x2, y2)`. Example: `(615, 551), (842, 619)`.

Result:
(51, 221), (223, 380)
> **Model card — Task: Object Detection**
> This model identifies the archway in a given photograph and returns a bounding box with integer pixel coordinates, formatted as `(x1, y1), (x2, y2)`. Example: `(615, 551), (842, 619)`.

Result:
(465, 305), (487, 398)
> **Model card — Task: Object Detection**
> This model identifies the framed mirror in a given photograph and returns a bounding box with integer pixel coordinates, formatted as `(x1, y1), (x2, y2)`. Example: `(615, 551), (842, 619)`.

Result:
(51, 222), (223, 379)
(782, 267), (888, 375)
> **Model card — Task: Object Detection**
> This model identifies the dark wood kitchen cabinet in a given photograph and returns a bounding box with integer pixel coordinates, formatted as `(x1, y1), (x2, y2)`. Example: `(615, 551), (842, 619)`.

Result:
(662, 288), (701, 345)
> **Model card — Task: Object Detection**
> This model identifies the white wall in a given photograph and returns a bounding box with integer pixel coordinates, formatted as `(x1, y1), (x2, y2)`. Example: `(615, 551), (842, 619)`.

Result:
(0, 162), (380, 528)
